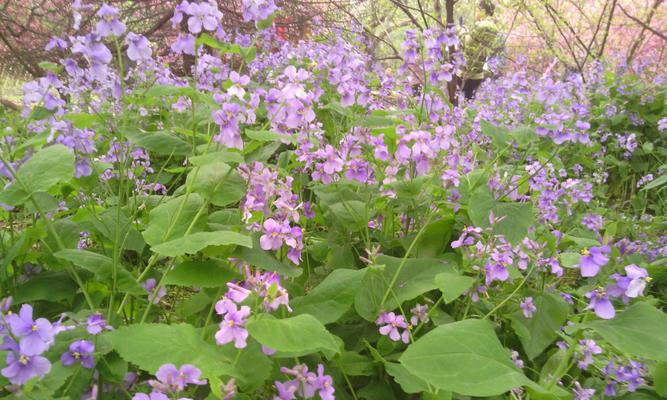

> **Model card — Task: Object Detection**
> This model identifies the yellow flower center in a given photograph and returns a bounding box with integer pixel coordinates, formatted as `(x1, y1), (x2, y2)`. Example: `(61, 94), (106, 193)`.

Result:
(31, 324), (39, 331)
(73, 351), (81, 359)
(227, 320), (235, 327)
(19, 355), (29, 365)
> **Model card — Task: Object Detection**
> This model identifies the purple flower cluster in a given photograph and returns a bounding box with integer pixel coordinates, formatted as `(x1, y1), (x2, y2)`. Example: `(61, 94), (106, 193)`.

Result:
(134, 363), (206, 399)
(603, 358), (646, 395)
(240, 162), (304, 264)
(1, 302), (58, 385)
(242, 0), (279, 23)
(375, 304), (429, 344)
(274, 363), (334, 400)
(585, 264), (650, 319)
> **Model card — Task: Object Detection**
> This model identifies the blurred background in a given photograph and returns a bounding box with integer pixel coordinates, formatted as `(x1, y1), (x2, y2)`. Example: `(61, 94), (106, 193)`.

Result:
(1, 0), (665, 102)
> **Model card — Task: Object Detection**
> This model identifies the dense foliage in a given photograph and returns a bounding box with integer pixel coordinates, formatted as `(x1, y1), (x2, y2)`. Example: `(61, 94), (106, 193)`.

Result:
(0, 1), (666, 399)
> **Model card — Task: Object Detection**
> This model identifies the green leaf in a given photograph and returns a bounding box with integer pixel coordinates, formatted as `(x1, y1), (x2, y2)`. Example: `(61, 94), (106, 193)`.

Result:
(233, 236), (302, 277)
(255, 13), (276, 30)
(124, 130), (191, 156)
(583, 302), (667, 361)
(468, 186), (533, 243)
(480, 120), (510, 147)
(291, 268), (367, 324)
(218, 341), (271, 390)
(12, 272), (77, 303)
(0, 145), (74, 205)
(509, 126), (538, 147)
(151, 231), (252, 257)
(142, 194), (205, 247)
(325, 200), (371, 233)
(54, 249), (144, 295)
(104, 324), (236, 380)
(400, 319), (533, 397)
(559, 252), (581, 268)
(89, 207), (145, 253)
(186, 161), (245, 207)
(434, 272), (475, 304)
(246, 314), (339, 356)
(384, 362), (430, 394)
(163, 260), (242, 287)
(653, 362), (667, 396)
(245, 129), (294, 143)
(402, 218), (454, 258)
(190, 150), (244, 165)
(510, 292), (569, 359)
(354, 255), (455, 321)
(335, 352), (375, 376)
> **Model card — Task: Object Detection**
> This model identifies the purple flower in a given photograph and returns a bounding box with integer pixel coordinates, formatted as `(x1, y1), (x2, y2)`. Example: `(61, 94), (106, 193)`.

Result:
(95, 4), (126, 37)
(149, 363), (206, 393)
(579, 245), (610, 277)
(409, 304), (429, 325)
(242, 0), (279, 22)
(274, 380), (298, 400)
(5, 304), (55, 355)
(187, 2), (220, 34)
(484, 263), (510, 285)
(126, 33), (152, 62)
(313, 364), (335, 400)
(45, 36), (68, 51)
(577, 339), (602, 369)
(215, 302), (251, 348)
(1, 351), (51, 385)
(624, 264), (649, 298)
(171, 33), (195, 56)
(61, 340), (95, 368)
(520, 297), (536, 318)
(86, 313), (113, 335)
(260, 218), (287, 251)
(133, 393), (169, 400)
(376, 312), (410, 343)
(573, 382), (595, 400)
(143, 278), (167, 304)
(581, 213), (604, 231)
(585, 288), (615, 319)
(511, 350), (524, 369)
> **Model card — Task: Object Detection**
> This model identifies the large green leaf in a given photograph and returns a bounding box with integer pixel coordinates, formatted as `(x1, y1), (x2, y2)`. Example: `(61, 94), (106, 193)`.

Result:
(399, 319), (532, 396)
(467, 186), (533, 243)
(218, 341), (272, 391)
(12, 272), (77, 303)
(511, 292), (569, 359)
(163, 260), (241, 287)
(354, 255), (455, 321)
(54, 249), (144, 295)
(142, 194), (205, 247)
(583, 302), (667, 361)
(246, 314), (338, 356)
(125, 129), (191, 156)
(0, 145), (74, 205)
(291, 268), (366, 324)
(104, 324), (236, 380)
(186, 160), (245, 207)
(150, 231), (252, 257)
(434, 272), (475, 304)
(384, 362), (430, 394)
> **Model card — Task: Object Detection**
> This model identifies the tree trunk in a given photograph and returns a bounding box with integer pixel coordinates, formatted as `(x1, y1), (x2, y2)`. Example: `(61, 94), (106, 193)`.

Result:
(445, 0), (458, 105)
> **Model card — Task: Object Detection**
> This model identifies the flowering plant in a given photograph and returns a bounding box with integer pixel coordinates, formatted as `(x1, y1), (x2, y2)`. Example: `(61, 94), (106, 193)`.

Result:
(0, 1), (666, 399)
